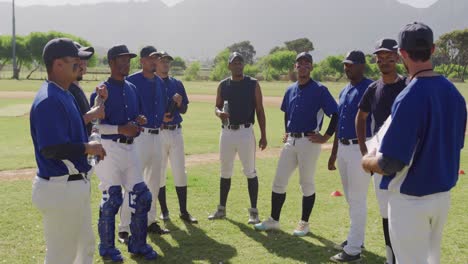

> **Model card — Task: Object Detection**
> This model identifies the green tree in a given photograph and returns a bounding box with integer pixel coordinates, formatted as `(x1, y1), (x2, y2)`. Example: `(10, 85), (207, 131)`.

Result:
(434, 28), (468, 81)
(227, 41), (256, 64)
(259, 50), (296, 81)
(284, 38), (314, 53)
(210, 49), (230, 81)
(183, 61), (201, 81)
(172, 56), (186, 70)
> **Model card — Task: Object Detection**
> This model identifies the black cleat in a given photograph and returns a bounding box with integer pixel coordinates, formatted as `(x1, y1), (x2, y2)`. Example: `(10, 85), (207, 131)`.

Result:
(147, 222), (170, 235)
(180, 212), (198, 224)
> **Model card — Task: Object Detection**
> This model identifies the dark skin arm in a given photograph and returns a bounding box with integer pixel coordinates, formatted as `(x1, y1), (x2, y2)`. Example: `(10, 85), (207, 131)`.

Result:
(356, 109), (369, 156)
(215, 83), (229, 121)
(328, 126), (339, 170)
(254, 81), (267, 150)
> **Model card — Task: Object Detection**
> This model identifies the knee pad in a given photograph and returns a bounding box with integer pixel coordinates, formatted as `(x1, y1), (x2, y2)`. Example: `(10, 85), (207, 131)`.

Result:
(129, 182), (152, 215)
(100, 186), (123, 217)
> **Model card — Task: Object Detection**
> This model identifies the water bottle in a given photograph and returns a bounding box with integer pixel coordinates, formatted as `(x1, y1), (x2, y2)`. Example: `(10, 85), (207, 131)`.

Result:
(222, 100), (230, 126)
(87, 119), (101, 166)
(167, 100), (177, 118)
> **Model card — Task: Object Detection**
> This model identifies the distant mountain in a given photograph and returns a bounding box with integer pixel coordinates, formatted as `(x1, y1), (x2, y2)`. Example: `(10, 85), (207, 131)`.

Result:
(0, 0), (467, 60)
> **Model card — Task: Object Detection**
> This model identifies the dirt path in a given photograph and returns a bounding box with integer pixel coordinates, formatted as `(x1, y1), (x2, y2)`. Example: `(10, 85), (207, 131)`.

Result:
(0, 144), (332, 182)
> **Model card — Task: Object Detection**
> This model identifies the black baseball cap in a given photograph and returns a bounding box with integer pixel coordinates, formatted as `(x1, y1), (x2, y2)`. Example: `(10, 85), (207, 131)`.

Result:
(43, 38), (91, 64)
(74, 42), (95, 60)
(140, 46), (157, 58)
(295, 52), (313, 63)
(343, 50), (366, 64)
(396, 22), (433, 50)
(154, 51), (174, 60)
(373, 38), (398, 54)
(228, 52), (244, 64)
(107, 45), (137, 61)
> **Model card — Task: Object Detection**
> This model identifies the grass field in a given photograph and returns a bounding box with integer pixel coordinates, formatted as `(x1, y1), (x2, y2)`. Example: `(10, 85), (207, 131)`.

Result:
(0, 78), (467, 263)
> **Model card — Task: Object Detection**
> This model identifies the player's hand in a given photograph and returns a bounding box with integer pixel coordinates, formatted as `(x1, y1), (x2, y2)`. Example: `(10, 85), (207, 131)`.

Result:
(85, 141), (106, 161)
(328, 153), (337, 171)
(307, 133), (330, 144)
(135, 115), (147, 126)
(173, 93), (183, 107)
(163, 112), (174, 123)
(218, 111), (230, 121)
(96, 84), (108, 102)
(362, 148), (377, 173)
(282, 133), (288, 143)
(118, 122), (142, 137)
(88, 104), (105, 120)
(259, 137), (267, 151)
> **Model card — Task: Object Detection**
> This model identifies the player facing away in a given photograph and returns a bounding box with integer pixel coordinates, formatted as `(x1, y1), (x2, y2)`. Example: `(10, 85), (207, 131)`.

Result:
(255, 52), (338, 237)
(362, 22), (467, 264)
(209, 52), (267, 224)
(90, 45), (158, 262)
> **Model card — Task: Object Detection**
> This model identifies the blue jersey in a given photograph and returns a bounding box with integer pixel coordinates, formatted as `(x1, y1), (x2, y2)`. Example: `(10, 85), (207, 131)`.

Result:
(380, 76), (466, 196)
(162, 77), (189, 125)
(337, 78), (373, 139)
(127, 72), (166, 128)
(90, 78), (142, 140)
(30, 81), (91, 177)
(281, 79), (338, 133)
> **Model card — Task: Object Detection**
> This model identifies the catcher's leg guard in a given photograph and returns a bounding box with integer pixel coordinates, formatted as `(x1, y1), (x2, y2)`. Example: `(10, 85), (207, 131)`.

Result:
(98, 186), (124, 262)
(128, 182), (158, 260)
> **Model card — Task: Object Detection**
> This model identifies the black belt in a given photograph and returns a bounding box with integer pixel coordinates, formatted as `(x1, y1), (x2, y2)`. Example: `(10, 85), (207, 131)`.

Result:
(41, 173), (86, 181)
(142, 128), (160, 134)
(161, 124), (181, 130)
(340, 138), (359, 145)
(112, 137), (134, 144)
(289, 132), (316, 138)
(222, 123), (251, 130)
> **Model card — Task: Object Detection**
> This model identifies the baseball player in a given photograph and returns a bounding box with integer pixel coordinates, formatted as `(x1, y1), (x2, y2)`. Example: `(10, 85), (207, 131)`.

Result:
(328, 50), (374, 263)
(68, 42), (106, 135)
(89, 45), (158, 261)
(154, 51), (198, 224)
(30, 38), (106, 264)
(255, 52), (338, 237)
(362, 22), (467, 264)
(118, 46), (170, 244)
(355, 38), (407, 264)
(209, 52), (267, 224)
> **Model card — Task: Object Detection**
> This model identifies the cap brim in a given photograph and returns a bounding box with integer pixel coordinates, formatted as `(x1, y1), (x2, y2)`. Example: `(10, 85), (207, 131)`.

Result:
(342, 59), (355, 64)
(373, 48), (397, 54)
(296, 56), (312, 62)
(229, 56), (243, 63)
(160, 55), (174, 61)
(117, 53), (137, 59)
(78, 47), (94, 60)
(148, 51), (159, 57)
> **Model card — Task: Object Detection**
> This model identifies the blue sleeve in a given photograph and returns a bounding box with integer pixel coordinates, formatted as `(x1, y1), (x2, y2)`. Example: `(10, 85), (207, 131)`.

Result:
(176, 80), (189, 105)
(461, 105), (467, 149)
(34, 98), (71, 150)
(130, 83), (144, 116)
(89, 92), (97, 108)
(280, 89), (289, 113)
(321, 88), (338, 116)
(379, 94), (424, 165)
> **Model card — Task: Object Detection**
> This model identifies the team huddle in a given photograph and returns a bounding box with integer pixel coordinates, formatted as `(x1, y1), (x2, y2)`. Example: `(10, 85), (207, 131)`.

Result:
(29, 22), (466, 264)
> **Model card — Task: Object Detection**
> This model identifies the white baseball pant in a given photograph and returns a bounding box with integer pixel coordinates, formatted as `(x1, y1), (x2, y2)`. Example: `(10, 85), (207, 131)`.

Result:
(337, 143), (371, 256)
(118, 131), (164, 232)
(389, 191), (450, 264)
(32, 175), (95, 264)
(373, 173), (390, 218)
(272, 136), (321, 196)
(220, 125), (257, 179)
(160, 128), (187, 187)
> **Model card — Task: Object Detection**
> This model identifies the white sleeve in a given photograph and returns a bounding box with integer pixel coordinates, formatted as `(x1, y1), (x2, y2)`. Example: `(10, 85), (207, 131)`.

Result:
(97, 124), (119, 135)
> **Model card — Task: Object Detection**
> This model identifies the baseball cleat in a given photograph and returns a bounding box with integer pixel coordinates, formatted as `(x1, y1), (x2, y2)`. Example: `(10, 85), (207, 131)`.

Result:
(160, 211), (170, 221)
(248, 208), (260, 224)
(334, 240), (365, 251)
(330, 251), (361, 263)
(293, 220), (310, 237)
(254, 217), (280, 231)
(208, 205), (226, 220)
(180, 212), (198, 224)
(117, 231), (129, 244)
(99, 246), (124, 262)
(147, 222), (170, 235)
(129, 243), (158, 260)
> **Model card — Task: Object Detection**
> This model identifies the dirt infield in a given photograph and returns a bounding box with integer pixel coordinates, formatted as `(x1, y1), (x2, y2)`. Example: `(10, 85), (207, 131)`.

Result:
(0, 144), (333, 182)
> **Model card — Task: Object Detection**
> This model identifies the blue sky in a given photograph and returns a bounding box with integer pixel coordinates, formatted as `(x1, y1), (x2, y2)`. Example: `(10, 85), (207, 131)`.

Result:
(0, 0), (440, 8)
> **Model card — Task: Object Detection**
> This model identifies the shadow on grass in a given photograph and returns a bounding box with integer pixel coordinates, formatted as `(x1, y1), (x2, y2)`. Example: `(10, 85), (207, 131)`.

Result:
(227, 219), (386, 264)
(149, 221), (237, 264)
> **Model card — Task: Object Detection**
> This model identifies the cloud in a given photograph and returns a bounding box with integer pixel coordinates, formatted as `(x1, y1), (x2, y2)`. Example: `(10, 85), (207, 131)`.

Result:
(396, 0), (439, 8)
